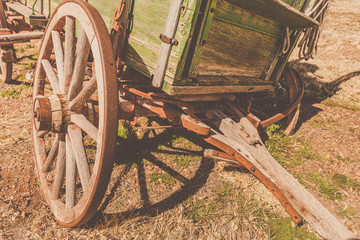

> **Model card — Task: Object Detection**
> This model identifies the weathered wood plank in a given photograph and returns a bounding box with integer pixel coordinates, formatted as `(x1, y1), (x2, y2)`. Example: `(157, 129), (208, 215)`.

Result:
(208, 112), (356, 240)
(70, 114), (98, 140)
(68, 125), (90, 191)
(51, 135), (65, 200)
(0, 32), (43, 42)
(152, 0), (184, 87)
(68, 76), (97, 111)
(173, 93), (236, 102)
(65, 134), (76, 209)
(227, 0), (319, 28)
(68, 25), (91, 100)
(63, 16), (76, 95)
(41, 59), (60, 94)
(162, 82), (274, 95)
(198, 17), (278, 78)
(42, 133), (60, 173)
(51, 30), (64, 90)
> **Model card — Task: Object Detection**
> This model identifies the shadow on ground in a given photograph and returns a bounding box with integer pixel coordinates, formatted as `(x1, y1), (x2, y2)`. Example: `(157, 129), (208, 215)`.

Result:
(290, 60), (360, 130)
(85, 125), (216, 228)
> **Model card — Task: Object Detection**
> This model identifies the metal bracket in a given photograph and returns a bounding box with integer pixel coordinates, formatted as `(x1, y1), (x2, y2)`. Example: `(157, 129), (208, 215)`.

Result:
(159, 34), (178, 46)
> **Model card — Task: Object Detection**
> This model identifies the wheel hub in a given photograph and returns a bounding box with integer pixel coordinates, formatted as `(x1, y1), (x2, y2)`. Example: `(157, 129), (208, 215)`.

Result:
(33, 94), (66, 133)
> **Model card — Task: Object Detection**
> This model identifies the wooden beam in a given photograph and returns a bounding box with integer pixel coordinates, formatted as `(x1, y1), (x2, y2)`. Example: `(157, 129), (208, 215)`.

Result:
(165, 84), (275, 95)
(152, 0), (183, 88)
(206, 110), (356, 240)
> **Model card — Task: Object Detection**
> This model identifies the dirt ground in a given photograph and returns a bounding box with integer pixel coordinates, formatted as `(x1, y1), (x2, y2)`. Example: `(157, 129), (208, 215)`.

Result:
(0, 0), (359, 239)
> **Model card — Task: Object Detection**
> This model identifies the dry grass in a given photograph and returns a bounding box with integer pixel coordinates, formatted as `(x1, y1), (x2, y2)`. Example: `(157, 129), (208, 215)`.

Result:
(1, 0), (360, 238)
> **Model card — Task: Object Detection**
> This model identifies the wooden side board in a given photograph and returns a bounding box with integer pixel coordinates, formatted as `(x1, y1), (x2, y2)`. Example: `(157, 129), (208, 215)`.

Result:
(227, 0), (319, 28)
(162, 81), (275, 95)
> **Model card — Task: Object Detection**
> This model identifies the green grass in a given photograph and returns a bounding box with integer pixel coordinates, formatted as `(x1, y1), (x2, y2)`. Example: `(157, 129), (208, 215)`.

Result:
(117, 121), (136, 140)
(265, 125), (323, 166)
(268, 216), (318, 240)
(0, 88), (21, 98)
(217, 182), (236, 198)
(17, 74), (26, 81)
(322, 99), (360, 111)
(309, 118), (338, 130)
(15, 44), (35, 53)
(336, 155), (355, 163)
(339, 207), (356, 219)
(265, 124), (291, 167)
(171, 135), (202, 151)
(24, 61), (36, 70)
(174, 154), (201, 167)
(331, 173), (359, 190)
(149, 173), (161, 184)
(305, 172), (342, 200)
(348, 127), (356, 133)
(295, 138), (323, 162)
(184, 200), (218, 223)
(149, 172), (176, 186)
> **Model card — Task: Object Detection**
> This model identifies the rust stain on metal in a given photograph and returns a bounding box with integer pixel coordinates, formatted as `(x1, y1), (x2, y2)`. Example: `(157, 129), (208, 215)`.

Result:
(203, 135), (302, 224)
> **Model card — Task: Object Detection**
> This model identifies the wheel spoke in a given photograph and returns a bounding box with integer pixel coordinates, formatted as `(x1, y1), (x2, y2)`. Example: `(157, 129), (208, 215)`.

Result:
(51, 135), (66, 200)
(37, 130), (49, 138)
(41, 59), (60, 94)
(68, 25), (91, 100)
(0, 60), (5, 74)
(42, 133), (60, 172)
(66, 134), (76, 209)
(71, 114), (98, 140)
(68, 75), (97, 110)
(68, 125), (90, 191)
(51, 30), (64, 92)
(63, 16), (76, 95)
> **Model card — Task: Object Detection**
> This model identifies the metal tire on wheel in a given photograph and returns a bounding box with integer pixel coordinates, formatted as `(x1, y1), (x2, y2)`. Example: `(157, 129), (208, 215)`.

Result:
(32, 0), (118, 227)
(0, 1), (13, 83)
(0, 57), (12, 83)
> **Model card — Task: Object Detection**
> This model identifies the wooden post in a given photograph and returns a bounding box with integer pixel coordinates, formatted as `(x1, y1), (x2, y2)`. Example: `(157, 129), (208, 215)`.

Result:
(152, 0), (183, 88)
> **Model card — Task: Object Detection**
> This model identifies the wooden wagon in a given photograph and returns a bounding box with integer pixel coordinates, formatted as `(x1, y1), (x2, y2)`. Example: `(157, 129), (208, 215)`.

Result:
(29, 0), (356, 239)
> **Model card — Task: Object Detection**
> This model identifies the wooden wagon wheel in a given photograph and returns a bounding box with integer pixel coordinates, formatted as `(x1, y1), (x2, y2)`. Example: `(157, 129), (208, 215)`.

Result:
(32, 0), (118, 227)
(0, 52), (12, 83)
(0, 1), (13, 83)
(258, 66), (303, 135)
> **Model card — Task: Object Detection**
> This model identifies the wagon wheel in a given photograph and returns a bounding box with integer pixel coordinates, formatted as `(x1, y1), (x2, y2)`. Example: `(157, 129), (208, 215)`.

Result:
(259, 66), (303, 134)
(0, 1), (13, 83)
(283, 67), (302, 135)
(0, 53), (12, 83)
(32, 0), (118, 227)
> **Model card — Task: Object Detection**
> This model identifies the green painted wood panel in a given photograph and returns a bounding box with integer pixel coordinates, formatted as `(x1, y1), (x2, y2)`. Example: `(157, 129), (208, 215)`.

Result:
(50, 0), (118, 28)
(193, 1), (281, 81)
(124, 0), (200, 84)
